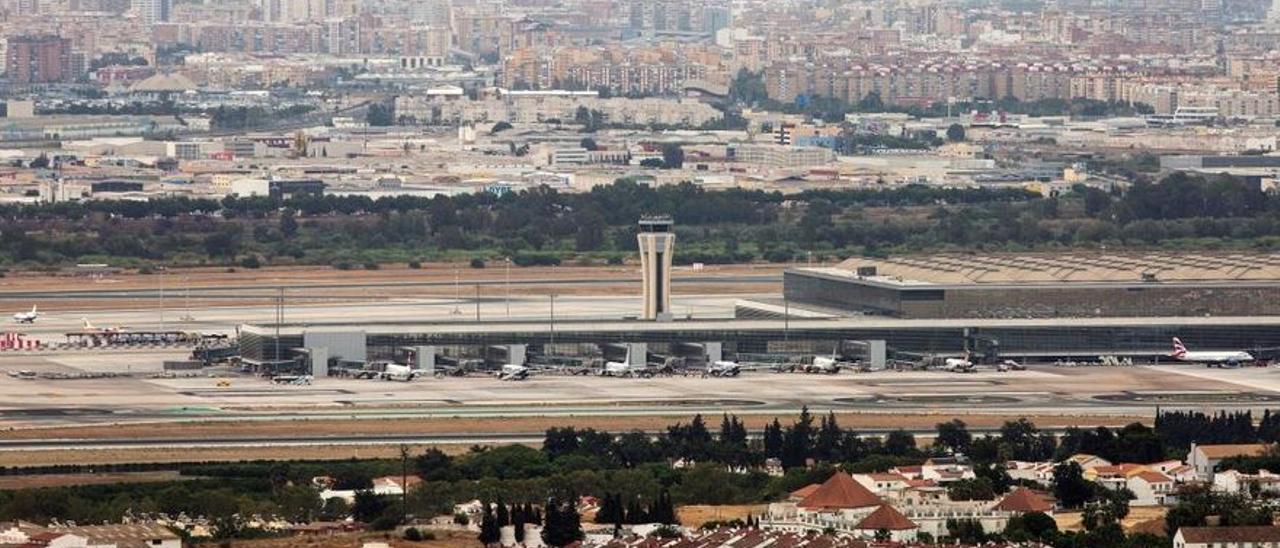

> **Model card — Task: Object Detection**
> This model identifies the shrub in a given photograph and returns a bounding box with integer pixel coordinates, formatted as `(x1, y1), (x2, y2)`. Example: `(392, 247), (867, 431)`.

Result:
(408, 261), (422, 269)
(453, 513), (470, 526)
(404, 528), (423, 541)
(370, 515), (399, 531)
(240, 255), (262, 269)
(334, 262), (353, 270)
(470, 258), (486, 269)
(363, 262), (380, 270)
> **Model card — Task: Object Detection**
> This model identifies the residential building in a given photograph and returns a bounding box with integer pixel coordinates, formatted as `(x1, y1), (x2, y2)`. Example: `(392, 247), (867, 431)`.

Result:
(1188, 443), (1270, 480)
(1174, 525), (1280, 548)
(4, 35), (72, 84)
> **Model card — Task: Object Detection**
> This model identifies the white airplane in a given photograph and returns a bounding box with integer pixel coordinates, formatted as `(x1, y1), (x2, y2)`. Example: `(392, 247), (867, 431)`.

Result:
(12, 306), (38, 324)
(80, 318), (125, 334)
(378, 362), (420, 381)
(498, 364), (531, 381)
(939, 353), (975, 372)
(801, 356), (842, 374)
(271, 374), (313, 385)
(1170, 337), (1254, 365)
(602, 359), (636, 377)
(705, 360), (742, 377)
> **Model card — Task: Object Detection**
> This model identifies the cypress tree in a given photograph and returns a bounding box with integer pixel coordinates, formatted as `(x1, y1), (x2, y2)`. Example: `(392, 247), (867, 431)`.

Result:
(478, 502), (500, 546)
(497, 499), (510, 527)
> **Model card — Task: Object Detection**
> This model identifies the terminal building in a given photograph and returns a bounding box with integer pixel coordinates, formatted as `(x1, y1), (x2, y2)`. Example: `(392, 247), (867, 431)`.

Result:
(238, 252), (1280, 375)
(783, 253), (1280, 319)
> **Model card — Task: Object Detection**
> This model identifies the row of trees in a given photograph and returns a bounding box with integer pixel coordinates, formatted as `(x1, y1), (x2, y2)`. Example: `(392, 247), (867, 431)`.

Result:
(4, 173), (1277, 268)
(3, 409), (1278, 539)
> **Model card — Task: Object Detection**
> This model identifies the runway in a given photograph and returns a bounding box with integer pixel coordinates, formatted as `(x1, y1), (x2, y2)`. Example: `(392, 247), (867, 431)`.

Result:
(0, 347), (1277, 428)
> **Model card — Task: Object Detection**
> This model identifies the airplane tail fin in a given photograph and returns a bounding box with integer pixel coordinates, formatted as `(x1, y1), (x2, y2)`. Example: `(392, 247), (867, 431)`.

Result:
(1172, 337), (1187, 357)
(82, 318), (93, 329)
(30, 305), (36, 314)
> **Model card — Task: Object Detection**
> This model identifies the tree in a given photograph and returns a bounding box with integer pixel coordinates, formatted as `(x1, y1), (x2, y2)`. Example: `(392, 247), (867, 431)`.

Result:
(936, 419), (972, 453)
(366, 103), (394, 126)
(947, 477), (996, 501)
(1004, 511), (1058, 542)
(946, 518), (986, 544)
(883, 430), (916, 456)
(639, 158), (665, 168)
(1053, 462), (1094, 509)
(352, 490), (390, 523)
(542, 497), (584, 547)
(580, 137), (599, 151)
(661, 144), (684, 169)
(946, 123), (966, 142)
(491, 121), (513, 134)
(478, 502), (501, 546)
(279, 209), (299, 239)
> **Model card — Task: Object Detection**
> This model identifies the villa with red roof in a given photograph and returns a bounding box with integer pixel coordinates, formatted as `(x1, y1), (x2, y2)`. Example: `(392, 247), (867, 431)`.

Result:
(765, 473), (1056, 540)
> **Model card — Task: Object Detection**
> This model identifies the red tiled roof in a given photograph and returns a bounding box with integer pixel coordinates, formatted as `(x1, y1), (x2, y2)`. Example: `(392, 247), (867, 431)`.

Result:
(855, 505), (917, 531)
(1134, 471), (1172, 483)
(993, 487), (1054, 513)
(1179, 525), (1280, 543)
(791, 483), (822, 500)
(798, 473), (883, 510)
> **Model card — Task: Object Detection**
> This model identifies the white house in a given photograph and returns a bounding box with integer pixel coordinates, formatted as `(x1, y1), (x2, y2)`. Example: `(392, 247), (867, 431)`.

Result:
(853, 473), (910, 495)
(1212, 469), (1280, 498)
(1188, 443), (1270, 481)
(1127, 471), (1176, 506)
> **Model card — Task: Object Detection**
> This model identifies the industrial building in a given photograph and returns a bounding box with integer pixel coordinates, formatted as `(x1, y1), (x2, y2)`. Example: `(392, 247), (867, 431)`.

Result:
(784, 253), (1280, 319)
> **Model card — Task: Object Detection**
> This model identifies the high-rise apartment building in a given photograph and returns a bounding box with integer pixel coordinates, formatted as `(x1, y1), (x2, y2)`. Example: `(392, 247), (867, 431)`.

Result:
(135, 0), (171, 23)
(4, 35), (72, 84)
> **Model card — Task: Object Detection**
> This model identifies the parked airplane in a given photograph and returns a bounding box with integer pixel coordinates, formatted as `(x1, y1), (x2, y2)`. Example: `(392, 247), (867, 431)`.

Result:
(378, 362), (420, 381)
(801, 355), (842, 374)
(704, 360), (742, 377)
(12, 306), (38, 324)
(940, 354), (975, 373)
(1171, 337), (1254, 366)
(499, 364), (531, 381)
(271, 375), (313, 385)
(80, 318), (125, 334)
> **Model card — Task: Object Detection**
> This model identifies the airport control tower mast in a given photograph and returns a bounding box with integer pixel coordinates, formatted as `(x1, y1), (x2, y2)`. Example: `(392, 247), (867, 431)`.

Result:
(637, 215), (675, 321)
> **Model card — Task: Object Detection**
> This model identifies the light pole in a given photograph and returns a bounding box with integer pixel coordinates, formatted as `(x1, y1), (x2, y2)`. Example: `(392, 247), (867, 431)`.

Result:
(158, 266), (165, 332)
(549, 293), (557, 353)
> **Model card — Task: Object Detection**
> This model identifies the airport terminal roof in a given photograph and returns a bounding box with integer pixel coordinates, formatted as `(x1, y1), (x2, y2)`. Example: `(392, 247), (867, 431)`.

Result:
(241, 314), (1280, 337)
(813, 252), (1280, 287)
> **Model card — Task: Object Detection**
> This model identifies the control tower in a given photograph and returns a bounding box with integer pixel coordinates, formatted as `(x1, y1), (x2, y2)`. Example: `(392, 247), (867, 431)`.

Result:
(637, 216), (675, 321)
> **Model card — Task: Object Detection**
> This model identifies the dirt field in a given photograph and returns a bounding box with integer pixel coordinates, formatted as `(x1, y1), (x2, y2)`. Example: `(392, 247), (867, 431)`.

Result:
(1054, 506), (1168, 534)
(0, 470), (190, 489)
(196, 529), (475, 548)
(677, 504), (769, 527)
